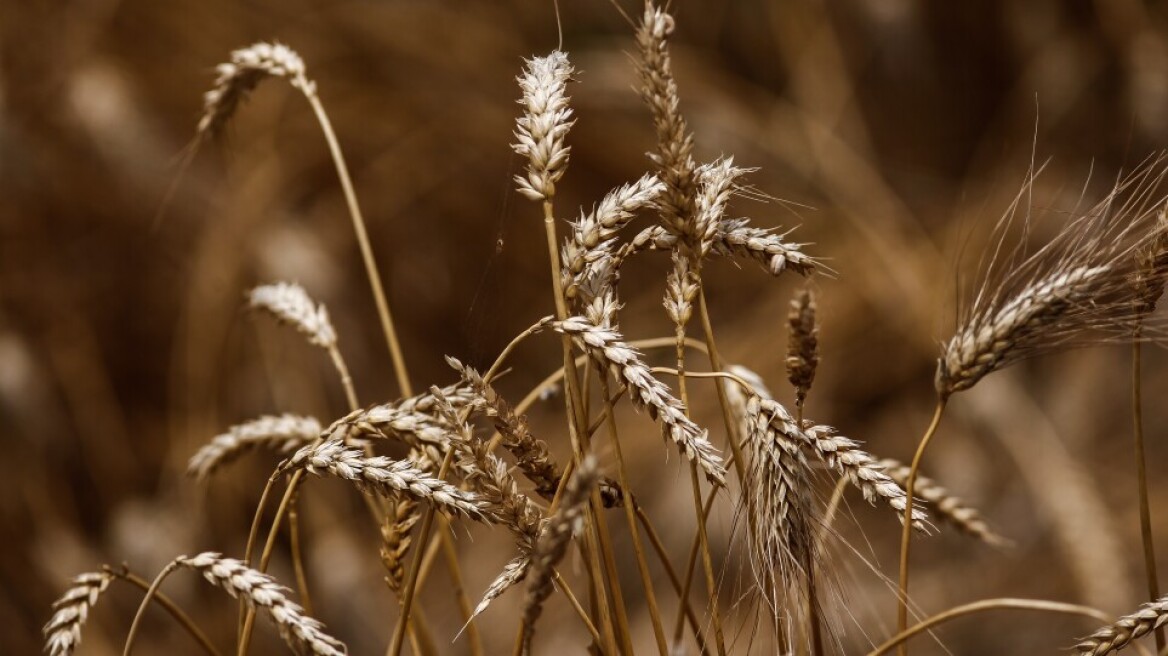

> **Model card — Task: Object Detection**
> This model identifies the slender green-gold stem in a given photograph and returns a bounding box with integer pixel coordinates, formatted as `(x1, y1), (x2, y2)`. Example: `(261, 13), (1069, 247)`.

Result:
(115, 569), (222, 656)
(1133, 335), (1164, 651)
(288, 500), (312, 616)
(869, 598), (1146, 656)
(674, 323), (727, 656)
(601, 372), (669, 654)
(123, 561), (181, 656)
(896, 398), (948, 656)
(634, 501), (712, 656)
(303, 91), (411, 397)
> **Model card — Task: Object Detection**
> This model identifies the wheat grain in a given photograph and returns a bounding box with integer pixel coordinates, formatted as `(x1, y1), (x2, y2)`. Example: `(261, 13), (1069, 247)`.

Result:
(43, 571), (114, 656)
(512, 51), (574, 202)
(1076, 596), (1168, 655)
(552, 316), (726, 485)
(198, 42), (313, 139)
(743, 391), (814, 593)
(188, 414), (322, 480)
(178, 552), (345, 655)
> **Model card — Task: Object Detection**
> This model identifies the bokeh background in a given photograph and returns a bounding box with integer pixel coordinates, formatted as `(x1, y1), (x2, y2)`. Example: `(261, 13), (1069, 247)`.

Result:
(4, 0), (1168, 653)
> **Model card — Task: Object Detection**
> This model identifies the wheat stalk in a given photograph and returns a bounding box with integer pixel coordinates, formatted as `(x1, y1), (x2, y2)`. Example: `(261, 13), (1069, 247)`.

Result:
(248, 283), (337, 349)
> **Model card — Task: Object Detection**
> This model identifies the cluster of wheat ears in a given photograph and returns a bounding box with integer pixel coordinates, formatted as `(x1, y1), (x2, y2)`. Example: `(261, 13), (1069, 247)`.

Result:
(42, 4), (1168, 656)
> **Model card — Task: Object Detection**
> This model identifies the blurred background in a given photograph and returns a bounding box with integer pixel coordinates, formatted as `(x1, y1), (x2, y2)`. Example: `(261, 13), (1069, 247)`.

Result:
(4, 0), (1168, 653)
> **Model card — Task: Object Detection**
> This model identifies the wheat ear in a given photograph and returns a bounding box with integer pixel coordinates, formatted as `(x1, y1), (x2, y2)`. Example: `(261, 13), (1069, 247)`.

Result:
(553, 316), (726, 485)
(519, 456), (598, 654)
(178, 552), (346, 655)
(43, 571), (114, 656)
(287, 439), (489, 521)
(187, 414), (322, 480)
(1076, 596), (1168, 655)
(786, 288), (819, 409)
(877, 458), (1004, 546)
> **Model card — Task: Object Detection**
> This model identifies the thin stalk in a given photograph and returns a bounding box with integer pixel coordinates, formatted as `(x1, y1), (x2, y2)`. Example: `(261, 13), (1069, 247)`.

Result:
(797, 404), (824, 656)
(818, 477), (850, 542)
(124, 561), (181, 656)
(326, 345), (360, 413)
(601, 372), (670, 654)
(388, 445), (456, 656)
(288, 500), (313, 616)
(896, 398), (948, 656)
(1133, 334), (1164, 651)
(303, 91), (411, 397)
(674, 325), (727, 656)
(634, 502), (711, 656)
(555, 570), (604, 645)
(115, 569), (222, 656)
(541, 198), (621, 655)
(440, 520), (483, 656)
(868, 598), (1142, 656)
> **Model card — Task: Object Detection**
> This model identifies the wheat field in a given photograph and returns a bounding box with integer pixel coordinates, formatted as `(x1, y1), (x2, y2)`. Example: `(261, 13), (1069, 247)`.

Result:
(6, 1), (1168, 655)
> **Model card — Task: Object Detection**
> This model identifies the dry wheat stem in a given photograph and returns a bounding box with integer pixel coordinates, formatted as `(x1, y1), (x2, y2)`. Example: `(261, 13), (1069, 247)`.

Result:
(188, 414), (322, 480)
(748, 396), (926, 528)
(636, 2), (697, 235)
(517, 457), (598, 654)
(868, 598), (1123, 656)
(1078, 596), (1168, 655)
(552, 316), (726, 484)
(622, 221), (816, 279)
(940, 158), (1168, 398)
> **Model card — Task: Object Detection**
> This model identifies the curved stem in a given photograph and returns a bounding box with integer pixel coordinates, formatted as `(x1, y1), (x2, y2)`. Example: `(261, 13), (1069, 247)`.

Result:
(1133, 337), (1164, 651)
(868, 598), (1144, 656)
(114, 569), (222, 656)
(123, 560), (181, 656)
(634, 501), (711, 656)
(303, 91), (411, 398)
(896, 398), (948, 656)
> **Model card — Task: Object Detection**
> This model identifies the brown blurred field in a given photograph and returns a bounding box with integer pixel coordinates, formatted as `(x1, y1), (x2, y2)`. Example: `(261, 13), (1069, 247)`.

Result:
(4, 1), (1168, 654)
